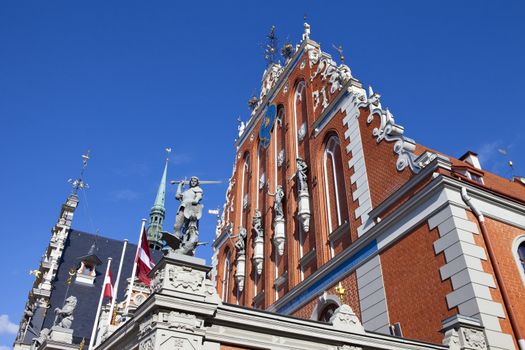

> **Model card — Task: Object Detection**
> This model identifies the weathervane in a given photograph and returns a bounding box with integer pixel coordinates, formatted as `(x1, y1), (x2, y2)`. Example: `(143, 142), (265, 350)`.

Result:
(165, 147), (172, 160)
(264, 25), (278, 66)
(332, 44), (345, 64)
(68, 151), (90, 194)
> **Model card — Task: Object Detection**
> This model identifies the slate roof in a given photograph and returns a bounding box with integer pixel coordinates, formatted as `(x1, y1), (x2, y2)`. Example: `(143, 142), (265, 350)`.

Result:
(38, 229), (162, 344)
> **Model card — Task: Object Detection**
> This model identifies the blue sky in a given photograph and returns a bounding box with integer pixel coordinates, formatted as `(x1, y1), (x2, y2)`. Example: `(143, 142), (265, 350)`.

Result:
(1, 1), (524, 348)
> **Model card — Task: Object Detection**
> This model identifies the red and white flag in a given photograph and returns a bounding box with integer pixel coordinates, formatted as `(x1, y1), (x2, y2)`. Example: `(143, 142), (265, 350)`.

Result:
(103, 269), (114, 301)
(135, 226), (155, 286)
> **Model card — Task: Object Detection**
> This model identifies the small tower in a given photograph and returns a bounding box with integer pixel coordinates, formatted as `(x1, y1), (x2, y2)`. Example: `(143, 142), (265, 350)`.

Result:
(147, 151), (170, 250)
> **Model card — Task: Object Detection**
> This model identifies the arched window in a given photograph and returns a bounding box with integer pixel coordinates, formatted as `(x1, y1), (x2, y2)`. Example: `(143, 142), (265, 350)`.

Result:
(323, 135), (349, 236)
(318, 303), (339, 323)
(293, 80), (307, 159)
(519, 242), (525, 272)
(513, 236), (525, 286)
(222, 250), (231, 302)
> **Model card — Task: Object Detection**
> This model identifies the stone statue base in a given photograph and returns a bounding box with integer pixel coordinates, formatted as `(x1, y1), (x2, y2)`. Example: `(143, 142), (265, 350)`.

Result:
(49, 326), (73, 344)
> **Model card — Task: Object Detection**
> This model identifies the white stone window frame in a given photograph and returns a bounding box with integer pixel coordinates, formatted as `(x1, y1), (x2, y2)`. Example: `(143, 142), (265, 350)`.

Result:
(222, 251), (231, 302)
(323, 136), (344, 257)
(512, 235), (525, 286)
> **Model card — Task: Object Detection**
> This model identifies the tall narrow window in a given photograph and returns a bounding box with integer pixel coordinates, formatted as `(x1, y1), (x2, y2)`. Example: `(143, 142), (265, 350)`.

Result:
(222, 250), (231, 303)
(323, 135), (349, 237)
(519, 242), (525, 273)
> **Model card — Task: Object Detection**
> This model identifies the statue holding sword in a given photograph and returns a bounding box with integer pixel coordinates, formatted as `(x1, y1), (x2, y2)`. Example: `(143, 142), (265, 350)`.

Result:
(162, 176), (221, 255)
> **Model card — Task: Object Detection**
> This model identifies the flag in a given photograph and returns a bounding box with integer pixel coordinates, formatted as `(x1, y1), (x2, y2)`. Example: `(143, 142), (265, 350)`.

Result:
(103, 269), (113, 301)
(136, 226), (155, 286)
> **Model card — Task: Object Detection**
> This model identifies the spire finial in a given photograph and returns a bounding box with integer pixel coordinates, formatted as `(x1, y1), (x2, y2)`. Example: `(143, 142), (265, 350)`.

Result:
(332, 44), (345, 64)
(165, 147), (172, 162)
(302, 15), (310, 41)
(264, 25), (278, 66)
(68, 150), (90, 194)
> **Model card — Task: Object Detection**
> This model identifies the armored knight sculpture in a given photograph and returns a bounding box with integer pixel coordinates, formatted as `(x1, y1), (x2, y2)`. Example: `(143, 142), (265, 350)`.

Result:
(171, 176), (203, 255)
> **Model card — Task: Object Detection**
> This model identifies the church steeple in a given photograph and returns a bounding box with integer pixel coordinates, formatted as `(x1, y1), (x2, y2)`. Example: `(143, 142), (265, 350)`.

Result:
(147, 150), (170, 250)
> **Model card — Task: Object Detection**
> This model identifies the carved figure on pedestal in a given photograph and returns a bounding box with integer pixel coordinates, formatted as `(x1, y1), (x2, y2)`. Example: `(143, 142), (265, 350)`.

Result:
(294, 158), (311, 232)
(268, 185), (286, 255)
(173, 177), (203, 238)
(161, 177), (204, 256)
(252, 210), (265, 275)
(234, 227), (247, 292)
(54, 296), (77, 329)
(268, 185), (285, 219)
(234, 227), (247, 256)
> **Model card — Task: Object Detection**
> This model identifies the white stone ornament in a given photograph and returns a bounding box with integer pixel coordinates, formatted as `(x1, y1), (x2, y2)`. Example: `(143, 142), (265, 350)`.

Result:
(330, 304), (365, 334)
(235, 255), (246, 292)
(298, 122), (307, 142)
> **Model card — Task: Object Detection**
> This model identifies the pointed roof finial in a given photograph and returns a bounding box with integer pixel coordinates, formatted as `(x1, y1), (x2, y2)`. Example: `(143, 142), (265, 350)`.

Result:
(368, 85), (374, 97)
(332, 44), (345, 64)
(68, 150), (91, 195)
(302, 15), (310, 41)
(264, 25), (278, 66)
(153, 151), (169, 210)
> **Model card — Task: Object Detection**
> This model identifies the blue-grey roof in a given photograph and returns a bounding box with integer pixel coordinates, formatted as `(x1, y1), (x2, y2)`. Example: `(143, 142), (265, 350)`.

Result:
(37, 229), (161, 344)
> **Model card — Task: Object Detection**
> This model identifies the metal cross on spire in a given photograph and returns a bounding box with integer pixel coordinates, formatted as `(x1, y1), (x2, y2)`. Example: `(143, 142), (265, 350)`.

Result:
(68, 150), (90, 194)
(264, 25), (278, 66)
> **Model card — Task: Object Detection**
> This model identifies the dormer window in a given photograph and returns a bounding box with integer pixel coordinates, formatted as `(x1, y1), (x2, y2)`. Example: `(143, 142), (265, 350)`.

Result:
(75, 243), (102, 285)
(454, 166), (484, 185)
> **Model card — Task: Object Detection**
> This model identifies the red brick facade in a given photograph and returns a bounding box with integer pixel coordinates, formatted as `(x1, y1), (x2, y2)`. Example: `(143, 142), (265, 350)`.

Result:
(213, 35), (525, 349)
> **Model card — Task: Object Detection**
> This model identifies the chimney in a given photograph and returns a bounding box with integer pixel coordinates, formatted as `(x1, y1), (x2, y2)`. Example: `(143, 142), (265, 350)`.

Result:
(459, 151), (481, 170)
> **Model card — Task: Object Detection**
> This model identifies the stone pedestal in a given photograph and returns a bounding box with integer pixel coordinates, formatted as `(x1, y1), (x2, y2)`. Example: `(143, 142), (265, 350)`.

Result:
(272, 217), (285, 256)
(235, 255), (246, 292)
(49, 326), (73, 344)
(330, 304), (365, 334)
(252, 236), (264, 275)
(297, 190), (311, 232)
(442, 315), (488, 350)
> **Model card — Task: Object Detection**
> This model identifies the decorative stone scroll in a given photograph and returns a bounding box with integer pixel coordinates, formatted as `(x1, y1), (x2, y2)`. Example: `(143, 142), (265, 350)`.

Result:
(365, 87), (423, 174)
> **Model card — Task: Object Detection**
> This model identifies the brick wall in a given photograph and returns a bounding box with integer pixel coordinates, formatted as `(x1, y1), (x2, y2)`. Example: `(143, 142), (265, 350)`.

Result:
(381, 222), (457, 343)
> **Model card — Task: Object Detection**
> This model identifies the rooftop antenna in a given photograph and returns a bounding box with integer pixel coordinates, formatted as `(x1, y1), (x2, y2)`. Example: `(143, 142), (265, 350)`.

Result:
(68, 150), (90, 194)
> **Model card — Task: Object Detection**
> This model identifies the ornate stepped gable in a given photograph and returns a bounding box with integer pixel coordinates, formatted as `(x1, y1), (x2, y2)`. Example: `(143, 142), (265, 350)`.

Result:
(213, 23), (525, 350)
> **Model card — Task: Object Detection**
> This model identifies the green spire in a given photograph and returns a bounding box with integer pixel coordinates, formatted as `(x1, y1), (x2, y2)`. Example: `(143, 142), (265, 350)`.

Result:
(147, 157), (168, 250)
(153, 159), (168, 210)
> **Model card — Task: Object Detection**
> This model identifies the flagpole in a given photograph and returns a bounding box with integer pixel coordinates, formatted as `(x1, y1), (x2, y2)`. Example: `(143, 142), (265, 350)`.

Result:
(88, 257), (112, 350)
(107, 239), (127, 326)
(124, 219), (147, 317)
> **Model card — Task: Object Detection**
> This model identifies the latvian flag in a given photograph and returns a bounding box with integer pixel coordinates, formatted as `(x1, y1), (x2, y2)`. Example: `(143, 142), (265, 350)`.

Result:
(136, 226), (155, 286)
(103, 269), (114, 301)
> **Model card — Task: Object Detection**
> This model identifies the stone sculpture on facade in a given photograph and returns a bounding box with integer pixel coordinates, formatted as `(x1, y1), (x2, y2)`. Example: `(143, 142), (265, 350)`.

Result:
(54, 296), (77, 329)
(162, 177), (203, 256)
(268, 185), (286, 255)
(295, 158), (311, 232)
(252, 210), (264, 275)
(234, 227), (247, 292)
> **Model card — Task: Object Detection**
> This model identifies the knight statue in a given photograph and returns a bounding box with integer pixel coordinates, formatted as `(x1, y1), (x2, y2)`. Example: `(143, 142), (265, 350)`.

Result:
(160, 176), (203, 255)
